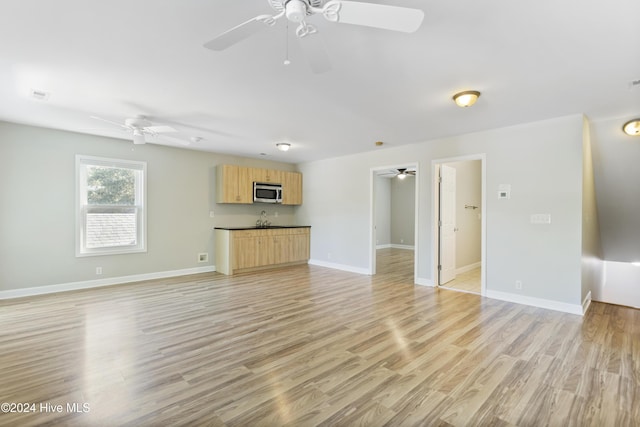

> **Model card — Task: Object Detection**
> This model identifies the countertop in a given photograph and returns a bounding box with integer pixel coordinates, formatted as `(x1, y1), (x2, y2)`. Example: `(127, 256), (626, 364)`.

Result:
(214, 225), (311, 230)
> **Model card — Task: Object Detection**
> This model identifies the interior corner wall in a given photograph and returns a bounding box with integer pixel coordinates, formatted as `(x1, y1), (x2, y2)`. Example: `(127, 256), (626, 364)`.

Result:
(0, 121), (297, 292)
(390, 177), (415, 246)
(581, 117), (604, 304)
(375, 176), (391, 247)
(297, 114), (585, 307)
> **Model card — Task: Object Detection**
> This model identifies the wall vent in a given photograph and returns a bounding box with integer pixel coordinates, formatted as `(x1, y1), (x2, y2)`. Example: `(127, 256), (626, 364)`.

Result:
(630, 79), (640, 89)
(30, 89), (50, 101)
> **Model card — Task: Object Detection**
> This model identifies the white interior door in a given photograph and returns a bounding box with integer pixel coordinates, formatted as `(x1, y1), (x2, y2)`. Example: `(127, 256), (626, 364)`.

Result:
(439, 164), (457, 285)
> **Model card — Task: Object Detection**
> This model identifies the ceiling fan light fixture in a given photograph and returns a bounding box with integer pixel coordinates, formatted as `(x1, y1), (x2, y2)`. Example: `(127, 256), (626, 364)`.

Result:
(397, 172), (407, 180)
(622, 119), (640, 136)
(285, 0), (307, 22)
(276, 142), (291, 152)
(132, 129), (146, 145)
(453, 90), (481, 108)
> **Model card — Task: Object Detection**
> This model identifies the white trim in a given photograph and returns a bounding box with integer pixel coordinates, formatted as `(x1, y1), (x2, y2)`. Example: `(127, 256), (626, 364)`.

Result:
(376, 244), (392, 249)
(485, 290), (584, 315)
(456, 262), (481, 275)
(0, 266), (216, 300)
(415, 278), (434, 287)
(582, 291), (592, 315)
(391, 244), (414, 250)
(76, 155), (147, 257)
(308, 259), (371, 275)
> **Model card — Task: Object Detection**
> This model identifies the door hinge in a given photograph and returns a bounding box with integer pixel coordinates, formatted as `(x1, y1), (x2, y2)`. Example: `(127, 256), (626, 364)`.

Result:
(438, 265), (442, 270)
(438, 220), (442, 227)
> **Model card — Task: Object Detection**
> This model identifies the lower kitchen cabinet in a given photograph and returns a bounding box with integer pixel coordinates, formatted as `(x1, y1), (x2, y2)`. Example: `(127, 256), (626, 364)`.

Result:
(215, 227), (310, 275)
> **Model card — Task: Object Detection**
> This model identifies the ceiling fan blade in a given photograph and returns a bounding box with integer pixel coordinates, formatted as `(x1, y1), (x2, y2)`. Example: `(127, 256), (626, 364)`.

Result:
(90, 115), (129, 130)
(331, 1), (424, 33)
(144, 125), (176, 134)
(204, 13), (282, 51)
(156, 134), (192, 146)
(298, 33), (332, 74)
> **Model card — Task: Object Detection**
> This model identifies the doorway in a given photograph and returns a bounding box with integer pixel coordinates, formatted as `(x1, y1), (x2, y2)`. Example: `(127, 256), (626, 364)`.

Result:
(433, 155), (485, 295)
(370, 164), (419, 281)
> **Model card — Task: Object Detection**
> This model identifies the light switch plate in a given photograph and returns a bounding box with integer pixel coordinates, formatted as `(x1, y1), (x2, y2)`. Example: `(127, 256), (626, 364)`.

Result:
(530, 213), (552, 224)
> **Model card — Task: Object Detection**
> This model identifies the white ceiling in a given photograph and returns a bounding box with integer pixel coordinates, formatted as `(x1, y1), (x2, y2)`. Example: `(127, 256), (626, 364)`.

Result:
(1, 0), (638, 164)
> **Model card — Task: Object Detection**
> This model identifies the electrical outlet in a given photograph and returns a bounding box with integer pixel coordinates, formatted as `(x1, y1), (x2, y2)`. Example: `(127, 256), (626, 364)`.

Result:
(400, 238), (404, 244)
(327, 253), (332, 260)
(515, 280), (522, 290)
(209, 211), (215, 218)
(96, 267), (102, 275)
(198, 253), (209, 263)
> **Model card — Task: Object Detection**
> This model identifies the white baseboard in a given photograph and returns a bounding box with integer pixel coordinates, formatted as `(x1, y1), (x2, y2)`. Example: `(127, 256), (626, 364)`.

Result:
(582, 291), (592, 315)
(308, 259), (371, 275)
(456, 262), (481, 275)
(415, 278), (434, 287)
(390, 244), (414, 250)
(0, 266), (216, 300)
(485, 289), (584, 315)
(376, 244), (392, 249)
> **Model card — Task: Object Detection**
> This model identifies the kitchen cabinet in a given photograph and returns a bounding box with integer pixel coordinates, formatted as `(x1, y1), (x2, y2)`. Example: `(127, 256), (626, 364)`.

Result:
(252, 168), (283, 184)
(282, 171), (303, 205)
(215, 227), (310, 275)
(216, 165), (303, 205)
(215, 164), (253, 204)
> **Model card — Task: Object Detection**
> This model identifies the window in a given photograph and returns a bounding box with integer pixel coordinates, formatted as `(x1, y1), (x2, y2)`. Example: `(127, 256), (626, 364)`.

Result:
(76, 155), (146, 257)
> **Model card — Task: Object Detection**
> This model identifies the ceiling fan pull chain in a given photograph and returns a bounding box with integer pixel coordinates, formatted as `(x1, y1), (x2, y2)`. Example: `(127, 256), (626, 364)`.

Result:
(284, 20), (291, 65)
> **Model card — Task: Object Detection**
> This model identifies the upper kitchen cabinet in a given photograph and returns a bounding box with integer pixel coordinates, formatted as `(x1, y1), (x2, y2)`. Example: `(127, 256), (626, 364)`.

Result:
(282, 171), (302, 205)
(216, 165), (303, 205)
(252, 168), (283, 184)
(216, 164), (253, 204)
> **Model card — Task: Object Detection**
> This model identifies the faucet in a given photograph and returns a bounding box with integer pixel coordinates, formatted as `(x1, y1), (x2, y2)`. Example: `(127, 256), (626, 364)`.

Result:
(256, 210), (271, 228)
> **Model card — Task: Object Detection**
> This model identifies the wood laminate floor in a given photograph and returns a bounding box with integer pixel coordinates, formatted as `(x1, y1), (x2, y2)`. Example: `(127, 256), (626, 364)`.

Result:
(1, 250), (639, 426)
(441, 267), (482, 294)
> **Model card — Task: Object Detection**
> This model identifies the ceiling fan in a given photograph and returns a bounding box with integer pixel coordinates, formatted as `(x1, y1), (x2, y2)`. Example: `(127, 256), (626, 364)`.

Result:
(90, 115), (179, 145)
(379, 167), (416, 179)
(204, 0), (425, 72)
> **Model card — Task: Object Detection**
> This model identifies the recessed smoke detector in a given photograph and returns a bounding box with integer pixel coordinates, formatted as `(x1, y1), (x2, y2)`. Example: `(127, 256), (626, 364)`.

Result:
(29, 88), (50, 101)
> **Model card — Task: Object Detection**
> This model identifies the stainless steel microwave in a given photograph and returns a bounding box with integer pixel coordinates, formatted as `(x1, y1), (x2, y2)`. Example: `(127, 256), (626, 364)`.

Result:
(253, 182), (282, 204)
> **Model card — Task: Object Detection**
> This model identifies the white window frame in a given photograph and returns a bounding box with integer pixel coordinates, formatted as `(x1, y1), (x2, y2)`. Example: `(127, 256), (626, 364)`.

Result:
(76, 155), (147, 257)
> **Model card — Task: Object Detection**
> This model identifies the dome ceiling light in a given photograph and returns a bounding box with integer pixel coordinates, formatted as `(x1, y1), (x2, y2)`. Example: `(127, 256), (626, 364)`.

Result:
(453, 90), (481, 108)
(276, 142), (291, 152)
(622, 119), (640, 136)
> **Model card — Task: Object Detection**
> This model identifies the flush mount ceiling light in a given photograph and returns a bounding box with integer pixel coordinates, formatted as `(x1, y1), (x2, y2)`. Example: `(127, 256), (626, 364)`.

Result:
(276, 142), (291, 152)
(622, 119), (640, 136)
(453, 90), (481, 108)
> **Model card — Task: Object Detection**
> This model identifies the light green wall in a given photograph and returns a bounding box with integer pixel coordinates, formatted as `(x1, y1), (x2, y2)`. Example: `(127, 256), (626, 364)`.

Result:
(374, 176), (391, 246)
(390, 176), (415, 246)
(449, 160), (482, 269)
(0, 121), (296, 291)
